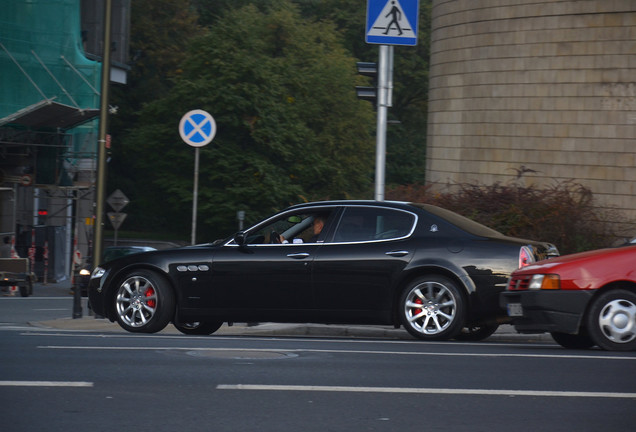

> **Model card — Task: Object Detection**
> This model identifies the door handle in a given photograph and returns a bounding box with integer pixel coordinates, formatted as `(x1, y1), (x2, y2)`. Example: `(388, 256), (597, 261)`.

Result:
(287, 253), (310, 259)
(385, 250), (409, 257)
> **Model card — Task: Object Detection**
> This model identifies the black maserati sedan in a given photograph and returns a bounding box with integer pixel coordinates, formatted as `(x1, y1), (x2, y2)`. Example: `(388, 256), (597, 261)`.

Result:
(88, 200), (558, 341)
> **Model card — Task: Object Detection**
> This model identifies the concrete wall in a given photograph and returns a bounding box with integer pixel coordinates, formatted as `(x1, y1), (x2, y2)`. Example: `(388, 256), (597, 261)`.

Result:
(426, 0), (636, 229)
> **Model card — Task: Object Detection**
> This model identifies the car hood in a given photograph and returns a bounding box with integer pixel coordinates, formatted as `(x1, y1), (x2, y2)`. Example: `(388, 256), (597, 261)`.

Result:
(99, 244), (211, 268)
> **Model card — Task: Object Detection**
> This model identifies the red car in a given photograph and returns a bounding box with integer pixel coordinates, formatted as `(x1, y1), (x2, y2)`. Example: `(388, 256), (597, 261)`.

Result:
(500, 245), (636, 351)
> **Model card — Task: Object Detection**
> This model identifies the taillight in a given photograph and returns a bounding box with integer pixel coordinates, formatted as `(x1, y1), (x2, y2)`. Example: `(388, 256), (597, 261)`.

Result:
(519, 245), (535, 268)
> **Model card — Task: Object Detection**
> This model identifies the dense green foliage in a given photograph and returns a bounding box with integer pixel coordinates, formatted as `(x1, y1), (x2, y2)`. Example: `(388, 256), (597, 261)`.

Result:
(387, 180), (622, 254)
(109, 0), (432, 241)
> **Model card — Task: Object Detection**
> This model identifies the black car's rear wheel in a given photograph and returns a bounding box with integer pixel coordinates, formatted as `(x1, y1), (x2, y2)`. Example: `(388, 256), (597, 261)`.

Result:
(586, 289), (636, 351)
(174, 319), (223, 335)
(454, 324), (499, 341)
(399, 275), (465, 341)
(550, 331), (595, 349)
(114, 269), (174, 333)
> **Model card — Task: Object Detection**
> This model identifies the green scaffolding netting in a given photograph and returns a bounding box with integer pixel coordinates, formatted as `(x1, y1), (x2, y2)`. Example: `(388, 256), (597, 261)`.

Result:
(0, 0), (101, 116)
(0, 0), (102, 167)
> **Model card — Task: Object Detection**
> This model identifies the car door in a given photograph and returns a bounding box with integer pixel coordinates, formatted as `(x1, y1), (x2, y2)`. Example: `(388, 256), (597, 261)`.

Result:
(311, 206), (417, 318)
(207, 209), (334, 315)
(209, 242), (320, 312)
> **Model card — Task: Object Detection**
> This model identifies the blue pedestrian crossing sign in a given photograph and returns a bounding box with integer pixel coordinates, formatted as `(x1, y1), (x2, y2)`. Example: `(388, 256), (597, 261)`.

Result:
(179, 109), (217, 147)
(366, 0), (419, 46)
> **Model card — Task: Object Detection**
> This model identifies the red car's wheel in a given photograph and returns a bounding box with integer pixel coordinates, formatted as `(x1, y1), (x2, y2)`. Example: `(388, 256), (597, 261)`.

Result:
(586, 289), (636, 351)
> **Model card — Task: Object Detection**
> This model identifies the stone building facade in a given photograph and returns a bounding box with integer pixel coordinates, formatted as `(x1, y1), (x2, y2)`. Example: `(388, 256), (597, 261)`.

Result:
(426, 0), (636, 230)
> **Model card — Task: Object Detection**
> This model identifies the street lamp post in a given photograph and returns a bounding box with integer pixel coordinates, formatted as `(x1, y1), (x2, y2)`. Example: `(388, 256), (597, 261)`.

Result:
(93, 0), (112, 269)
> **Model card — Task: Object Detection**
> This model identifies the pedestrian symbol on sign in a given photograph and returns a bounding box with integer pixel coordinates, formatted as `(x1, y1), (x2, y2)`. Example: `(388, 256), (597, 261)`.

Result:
(384, 1), (404, 35)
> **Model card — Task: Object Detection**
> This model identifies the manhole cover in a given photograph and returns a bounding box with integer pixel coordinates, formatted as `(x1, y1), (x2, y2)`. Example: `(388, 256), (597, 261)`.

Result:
(185, 350), (297, 360)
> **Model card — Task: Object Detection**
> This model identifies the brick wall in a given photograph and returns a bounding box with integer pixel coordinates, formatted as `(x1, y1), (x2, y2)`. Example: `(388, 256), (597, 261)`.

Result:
(426, 0), (636, 231)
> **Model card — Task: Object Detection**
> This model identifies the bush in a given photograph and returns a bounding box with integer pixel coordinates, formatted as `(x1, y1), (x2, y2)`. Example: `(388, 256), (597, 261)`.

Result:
(386, 180), (625, 254)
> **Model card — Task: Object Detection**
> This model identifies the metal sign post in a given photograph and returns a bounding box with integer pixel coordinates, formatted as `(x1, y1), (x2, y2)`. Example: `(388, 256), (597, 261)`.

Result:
(192, 147), (199, 244)
(94, 0), (113, 268)
(179, 110), (217, 245)
(366, 0), (419, 201)
(375, 45), (389, 201)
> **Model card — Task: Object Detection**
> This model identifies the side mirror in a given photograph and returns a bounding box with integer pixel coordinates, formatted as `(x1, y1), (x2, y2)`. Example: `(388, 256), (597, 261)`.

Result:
(234, 231), (246, 246)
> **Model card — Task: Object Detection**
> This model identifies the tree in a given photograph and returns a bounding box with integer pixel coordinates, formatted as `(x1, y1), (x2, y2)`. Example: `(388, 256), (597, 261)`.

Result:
(297, 0), (432, 185)
(107, 0), (202, 235)
(110, 0), (201, 131)
(125, 2), (375, 240)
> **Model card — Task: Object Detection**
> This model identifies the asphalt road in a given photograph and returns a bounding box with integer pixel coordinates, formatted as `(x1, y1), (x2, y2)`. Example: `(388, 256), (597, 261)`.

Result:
(1, 282), (635, 431)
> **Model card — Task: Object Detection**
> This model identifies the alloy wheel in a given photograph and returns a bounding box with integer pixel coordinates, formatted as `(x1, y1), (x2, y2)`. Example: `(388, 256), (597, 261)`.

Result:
(116, 275), (158, 328)
(404, 280), (457, 335)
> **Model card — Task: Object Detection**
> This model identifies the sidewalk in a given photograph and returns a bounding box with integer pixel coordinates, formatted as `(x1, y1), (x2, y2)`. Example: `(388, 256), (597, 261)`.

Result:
(35, 314), (553, 343)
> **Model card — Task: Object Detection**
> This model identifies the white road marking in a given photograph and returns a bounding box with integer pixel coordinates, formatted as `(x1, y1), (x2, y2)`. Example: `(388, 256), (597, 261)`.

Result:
(0, 297), (72, 300)
(0, 381), (93, 387)
(217, 384), (636, 399)
(37, 345), (636, 361)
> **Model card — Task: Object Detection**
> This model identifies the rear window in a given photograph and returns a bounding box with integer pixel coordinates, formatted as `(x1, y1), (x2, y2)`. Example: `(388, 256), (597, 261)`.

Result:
(409, 203), (503, 237)
(333, 207), (415, 242)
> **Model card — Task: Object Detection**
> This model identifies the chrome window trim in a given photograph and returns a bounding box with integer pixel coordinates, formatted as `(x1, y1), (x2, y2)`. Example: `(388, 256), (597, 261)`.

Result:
(223, 204), (419, 247)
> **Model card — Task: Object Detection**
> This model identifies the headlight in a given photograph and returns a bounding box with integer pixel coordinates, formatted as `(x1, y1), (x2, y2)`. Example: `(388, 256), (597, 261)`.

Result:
(79, 268), (91, 276)
(91, 266), (106, 279)
(529, 274), (560, 290)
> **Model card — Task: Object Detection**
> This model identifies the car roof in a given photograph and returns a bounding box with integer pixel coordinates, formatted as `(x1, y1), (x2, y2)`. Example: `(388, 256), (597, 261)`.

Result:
(286, 200), (412, 210)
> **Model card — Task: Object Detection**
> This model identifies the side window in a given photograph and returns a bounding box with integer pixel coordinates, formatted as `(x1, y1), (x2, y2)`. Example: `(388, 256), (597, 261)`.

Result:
(333, 207), (415, 243)
(246, 211), (332, 244)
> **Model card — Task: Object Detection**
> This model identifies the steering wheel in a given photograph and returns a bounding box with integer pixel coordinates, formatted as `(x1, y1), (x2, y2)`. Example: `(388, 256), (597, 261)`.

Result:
(270, 231), (281, 244)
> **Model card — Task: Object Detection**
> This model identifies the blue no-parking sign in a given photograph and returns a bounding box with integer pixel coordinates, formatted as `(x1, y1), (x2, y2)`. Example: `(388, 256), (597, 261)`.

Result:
(366, 0), (419, 46)
(179, 109), (217, 147)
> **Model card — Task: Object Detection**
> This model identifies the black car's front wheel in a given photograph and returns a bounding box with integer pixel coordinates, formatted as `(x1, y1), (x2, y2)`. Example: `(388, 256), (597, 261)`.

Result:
(399, 275), (465, 341)
(114, 269), (175, 333)
(586, 289), (636, 351)
(174, 319), (223, 335)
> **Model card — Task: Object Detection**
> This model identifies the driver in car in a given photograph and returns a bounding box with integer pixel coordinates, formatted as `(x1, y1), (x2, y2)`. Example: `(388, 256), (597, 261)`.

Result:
(280, 215), (326, 244)
(308, 215), (325, 242)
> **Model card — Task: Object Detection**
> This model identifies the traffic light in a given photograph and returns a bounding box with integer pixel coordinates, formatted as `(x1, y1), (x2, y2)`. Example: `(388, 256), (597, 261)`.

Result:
(37, 209), (47, 225)
(355, 62), (377, 104)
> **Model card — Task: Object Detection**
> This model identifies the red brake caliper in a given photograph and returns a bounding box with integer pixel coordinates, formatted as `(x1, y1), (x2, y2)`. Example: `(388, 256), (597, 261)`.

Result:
(145, 287), (156, 308)
(413, 298), (423, 316)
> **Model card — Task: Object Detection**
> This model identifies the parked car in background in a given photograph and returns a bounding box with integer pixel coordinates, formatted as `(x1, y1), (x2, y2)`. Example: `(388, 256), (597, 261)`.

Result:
(77, 246), (156, 295)
(101, 246), (157, 263)
(88, 200), (557, 340)
(501, 245), (636, 351)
